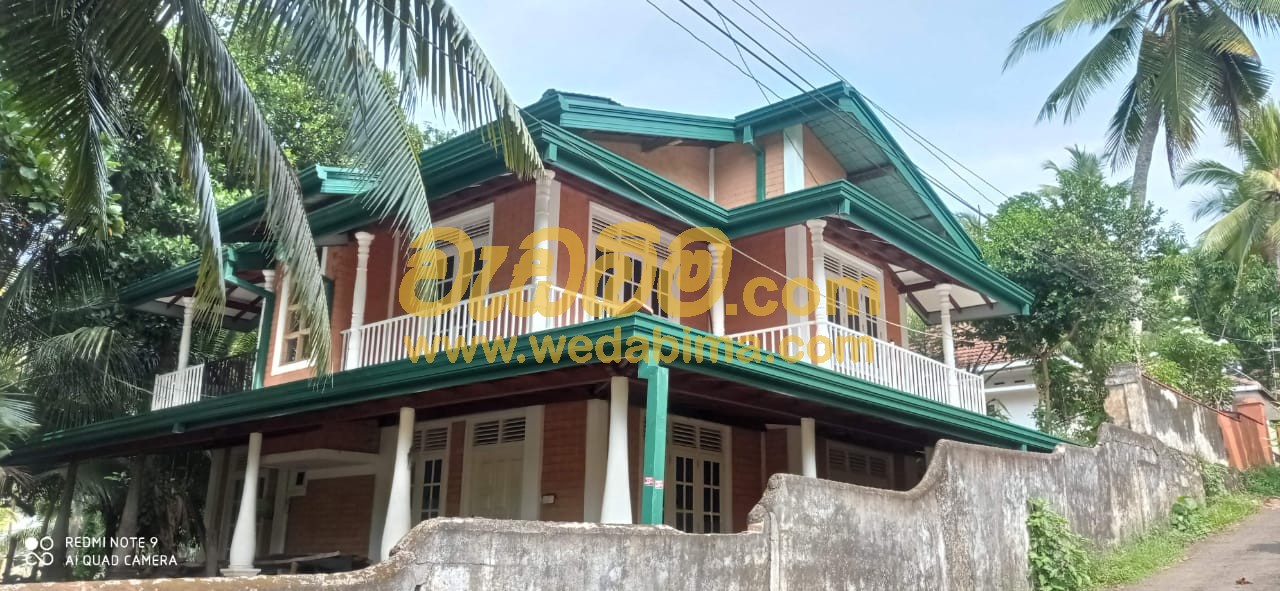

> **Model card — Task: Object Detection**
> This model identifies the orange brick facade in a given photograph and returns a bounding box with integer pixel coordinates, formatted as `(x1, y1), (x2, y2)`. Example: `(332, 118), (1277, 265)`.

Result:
(284, 475), (375, 556)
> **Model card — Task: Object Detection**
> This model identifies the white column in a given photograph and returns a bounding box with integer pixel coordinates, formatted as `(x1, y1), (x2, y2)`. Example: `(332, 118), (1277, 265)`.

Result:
(380, 407), (415, 560)
(799, 418), (817, 478)
(345, 232), (375, 370)
(177, 297), (195, 370)
(806, 220), (831, 367)
(937, 283), (959, 403)
(709, 243), (726, 336)
(222, 432), (262, 577)
(260, 269), (276, 320)
(530, 170), (556, 332)
(600, 377), (633, 523)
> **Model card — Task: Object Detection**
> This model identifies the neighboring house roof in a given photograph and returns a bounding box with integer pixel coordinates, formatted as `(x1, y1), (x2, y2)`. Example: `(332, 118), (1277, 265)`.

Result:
(955, 339), (1013, 369)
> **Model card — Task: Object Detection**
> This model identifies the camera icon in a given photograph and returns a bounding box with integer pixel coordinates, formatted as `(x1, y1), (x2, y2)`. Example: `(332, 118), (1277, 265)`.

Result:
(22, 537), (54, 568)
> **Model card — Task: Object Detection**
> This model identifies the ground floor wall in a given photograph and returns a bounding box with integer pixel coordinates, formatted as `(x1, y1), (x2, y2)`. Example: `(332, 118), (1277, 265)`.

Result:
(222, 396), (928, 562)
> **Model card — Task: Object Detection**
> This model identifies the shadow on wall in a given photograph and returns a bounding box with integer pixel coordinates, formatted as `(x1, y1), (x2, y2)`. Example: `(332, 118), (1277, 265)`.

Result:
(12, 424), (1202, 591)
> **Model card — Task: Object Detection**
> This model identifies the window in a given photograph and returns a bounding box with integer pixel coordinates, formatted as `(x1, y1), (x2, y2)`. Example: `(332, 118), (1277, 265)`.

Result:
(412, 425), (450, 521)
(272, 248), (327, 374)
(666, 420), (729, 533)
(589, 207), (676, 319)
(825, 442), (893, 489)
(823, 251), (885, 339)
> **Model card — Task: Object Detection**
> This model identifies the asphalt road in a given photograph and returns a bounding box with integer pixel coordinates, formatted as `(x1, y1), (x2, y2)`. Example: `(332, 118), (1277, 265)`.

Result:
(1117, 503), (1280, 591)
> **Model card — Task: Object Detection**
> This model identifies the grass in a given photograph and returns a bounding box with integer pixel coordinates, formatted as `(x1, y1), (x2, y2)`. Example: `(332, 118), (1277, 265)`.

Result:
(1084, 466), (1280, 590)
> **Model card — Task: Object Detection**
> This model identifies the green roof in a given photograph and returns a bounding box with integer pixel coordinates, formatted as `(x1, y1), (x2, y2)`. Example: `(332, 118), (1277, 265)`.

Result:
(5, 315), (1064, 466)
(528, 83), (981, 257)
(121, 119), (1032, 318)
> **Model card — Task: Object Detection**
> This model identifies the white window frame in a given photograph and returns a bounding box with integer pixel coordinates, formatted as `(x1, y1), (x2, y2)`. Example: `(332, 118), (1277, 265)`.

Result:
(271, 248), (328, 375)
(587, 203), (678, 319)
(457, 405), (544, 520)
(425, 204), (494, 302)
(663, 415), (733, 533)
(411, 419), (453, 522)
(823, 246), (887, 339)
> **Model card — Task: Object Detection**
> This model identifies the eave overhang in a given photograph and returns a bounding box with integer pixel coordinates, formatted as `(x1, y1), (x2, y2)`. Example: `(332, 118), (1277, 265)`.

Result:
(4, 315), (1064, 467)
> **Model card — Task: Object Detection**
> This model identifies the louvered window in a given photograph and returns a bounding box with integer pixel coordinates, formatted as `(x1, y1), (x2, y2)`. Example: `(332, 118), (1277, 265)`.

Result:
(823, 252), (884, 339)
(413, 425), (450, 521)
(590, 213), (675, 319)
(826, 442), (893, 489)
(667, 420), (727, 533)
(472, 417), (526, 446)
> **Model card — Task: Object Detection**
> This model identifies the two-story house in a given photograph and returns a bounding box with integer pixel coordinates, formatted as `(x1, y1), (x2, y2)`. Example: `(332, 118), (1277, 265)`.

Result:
(6, 83), (1060, 577)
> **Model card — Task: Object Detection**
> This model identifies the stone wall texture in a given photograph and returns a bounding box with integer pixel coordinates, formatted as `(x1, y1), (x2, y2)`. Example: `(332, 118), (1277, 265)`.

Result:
(11, 423), (1202, 591)
(1104, 364), (1230, 465)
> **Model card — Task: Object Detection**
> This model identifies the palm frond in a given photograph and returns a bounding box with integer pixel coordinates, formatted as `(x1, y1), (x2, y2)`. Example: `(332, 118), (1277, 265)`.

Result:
(1179, 158), (1243, 188)
(1005, 0), (1139, 70)
(1039, 9), (1144, 123)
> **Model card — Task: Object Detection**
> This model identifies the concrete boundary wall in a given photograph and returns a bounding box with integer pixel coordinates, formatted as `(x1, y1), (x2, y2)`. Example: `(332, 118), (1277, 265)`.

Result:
(13, 424), (1201, 591)
(1104, 364), (1230, 465)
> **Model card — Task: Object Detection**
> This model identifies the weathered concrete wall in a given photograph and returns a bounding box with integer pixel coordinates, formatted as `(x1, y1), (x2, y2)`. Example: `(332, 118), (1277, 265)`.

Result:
(1104, 364), (1230, 465)
(13, 425), (1201, 591)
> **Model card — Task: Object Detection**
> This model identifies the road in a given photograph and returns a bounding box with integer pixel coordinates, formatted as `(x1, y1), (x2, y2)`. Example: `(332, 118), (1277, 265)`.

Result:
(1117, 503), (1280, 590)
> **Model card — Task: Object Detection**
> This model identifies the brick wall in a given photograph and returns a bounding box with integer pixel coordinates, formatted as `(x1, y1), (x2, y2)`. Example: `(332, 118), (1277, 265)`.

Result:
(731, 427), (763, 532)
(761, 132), (784, 198)
(803, 126), (845, 187)
(713, 143), (758, 208)
(284, 475), (375, 556)
(595, 140), (712, 199)
(764, 428), (790, 478)
(540, 401), (588, 521)
(723, 228), (790, 334)
(262, 420), (380, 455)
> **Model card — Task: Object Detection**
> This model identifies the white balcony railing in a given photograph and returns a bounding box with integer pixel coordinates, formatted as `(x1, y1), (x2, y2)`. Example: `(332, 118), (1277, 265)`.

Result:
(727, 319), (986, 413)
(342, 285), (613, 370)
(151, 364), (205, 411)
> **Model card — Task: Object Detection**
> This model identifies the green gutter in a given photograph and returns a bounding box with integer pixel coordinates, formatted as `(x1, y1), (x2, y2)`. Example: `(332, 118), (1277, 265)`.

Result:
(743, 124), (766, 203)
(222, 270), (273, 389)
(5, 316), (1063, 466)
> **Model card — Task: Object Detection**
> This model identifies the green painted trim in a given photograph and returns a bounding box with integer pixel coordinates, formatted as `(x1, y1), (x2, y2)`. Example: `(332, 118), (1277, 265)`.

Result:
(120, 243), (272, 307)
(5, 316), (1064, 466)
(252, 292), (274, 389)
(525, 91), (737, 143)
(742, 124), (765, 203)
(638, 359), (669, 525)
(219, 166), (373, 242)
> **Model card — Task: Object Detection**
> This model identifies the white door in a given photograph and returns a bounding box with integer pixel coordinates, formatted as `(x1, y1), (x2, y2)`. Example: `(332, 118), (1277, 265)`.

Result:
(465, 417), (526, 518)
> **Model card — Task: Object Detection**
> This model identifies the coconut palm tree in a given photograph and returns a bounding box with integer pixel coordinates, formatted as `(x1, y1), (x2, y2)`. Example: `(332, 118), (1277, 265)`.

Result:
(1005, 0), (1273, 209)
(0, 0), (542, 371)
(1182, 102), (1280, 279)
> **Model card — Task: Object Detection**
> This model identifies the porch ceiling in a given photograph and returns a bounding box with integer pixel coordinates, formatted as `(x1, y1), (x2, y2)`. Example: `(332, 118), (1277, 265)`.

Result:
(4, 316), (1064, 467)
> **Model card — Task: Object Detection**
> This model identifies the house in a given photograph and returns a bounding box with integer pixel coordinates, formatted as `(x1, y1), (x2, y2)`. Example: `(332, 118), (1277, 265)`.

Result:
(5, 83), (1059, 576)
(954, 340), (1040, 429)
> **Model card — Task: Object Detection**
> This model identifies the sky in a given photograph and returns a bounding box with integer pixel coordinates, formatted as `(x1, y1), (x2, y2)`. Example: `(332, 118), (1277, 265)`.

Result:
(426, 0), (1280, 241)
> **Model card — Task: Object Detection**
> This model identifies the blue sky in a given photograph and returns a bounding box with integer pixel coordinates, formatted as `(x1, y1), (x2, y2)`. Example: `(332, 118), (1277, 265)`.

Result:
(432, 0), (1280, 241)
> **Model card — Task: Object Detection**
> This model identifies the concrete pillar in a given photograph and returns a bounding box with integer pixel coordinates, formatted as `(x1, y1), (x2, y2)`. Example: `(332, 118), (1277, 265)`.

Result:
(223, 432), (262, 577)
(937, 283), (959, 403)
(709, 243), (726, 336)
(177, 297), (195, 370)
(600, 377), (633, 523)
(800, 418), (817, 478)
(345, 232), (375, 370)
(530, 170), (556, 332)
(380, 407), (415, 560)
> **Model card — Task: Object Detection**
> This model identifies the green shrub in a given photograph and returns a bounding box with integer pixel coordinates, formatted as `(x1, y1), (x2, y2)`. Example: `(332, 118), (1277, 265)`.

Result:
(1027, 498), (1093, 591)
(1198, 459), (1229, 499)
(1243, 465), (1280, 498)
(1168, 496), (1207, 538)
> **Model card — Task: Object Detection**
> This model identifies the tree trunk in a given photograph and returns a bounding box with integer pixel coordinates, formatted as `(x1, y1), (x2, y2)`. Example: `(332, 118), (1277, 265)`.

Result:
(108, 457), (143, 579)
(1037, 355), (1052, 431)
(44, 461), (77, 581)
(1130, 112), (1162, 209)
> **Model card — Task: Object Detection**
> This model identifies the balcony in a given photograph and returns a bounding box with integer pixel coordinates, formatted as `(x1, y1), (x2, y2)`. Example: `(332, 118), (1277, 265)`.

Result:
(151, 351), (257, 411)
(727, 320), (985, 413)
(341, 285), (613, 370)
